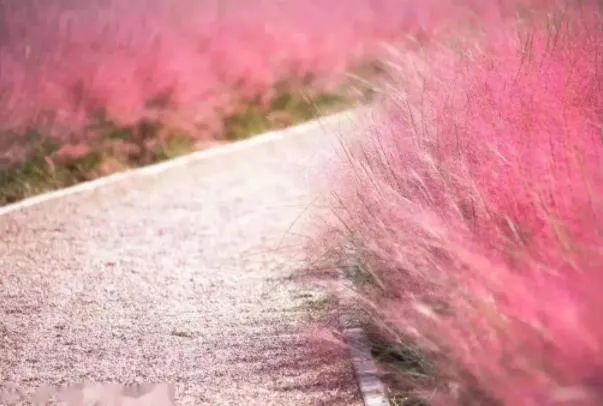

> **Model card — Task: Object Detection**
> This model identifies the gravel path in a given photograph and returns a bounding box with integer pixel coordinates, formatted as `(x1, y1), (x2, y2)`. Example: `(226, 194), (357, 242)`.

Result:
(0, 111), (368, 405)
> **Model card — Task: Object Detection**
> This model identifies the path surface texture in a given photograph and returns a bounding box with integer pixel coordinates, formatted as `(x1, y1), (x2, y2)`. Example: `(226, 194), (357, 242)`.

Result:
(0, 110), (369, 405)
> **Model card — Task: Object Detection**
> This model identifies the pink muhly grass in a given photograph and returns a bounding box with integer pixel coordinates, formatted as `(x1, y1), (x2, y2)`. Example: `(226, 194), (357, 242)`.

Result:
(0, 0), (549, 168)
(320, 1), (603, 404)
(0, 0), (391, 165)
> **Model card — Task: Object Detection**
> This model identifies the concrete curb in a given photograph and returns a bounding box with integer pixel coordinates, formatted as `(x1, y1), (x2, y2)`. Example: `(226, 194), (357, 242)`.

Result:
(0, 108), (364, 217)
(341, 316), (389, 406)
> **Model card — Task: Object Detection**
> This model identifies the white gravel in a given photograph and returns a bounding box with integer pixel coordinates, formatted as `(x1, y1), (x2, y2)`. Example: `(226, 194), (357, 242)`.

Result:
(0, 110), (370, 405)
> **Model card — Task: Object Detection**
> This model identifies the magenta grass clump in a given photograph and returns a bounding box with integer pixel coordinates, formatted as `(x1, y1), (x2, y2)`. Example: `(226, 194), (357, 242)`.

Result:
(320, 1), (603, 404)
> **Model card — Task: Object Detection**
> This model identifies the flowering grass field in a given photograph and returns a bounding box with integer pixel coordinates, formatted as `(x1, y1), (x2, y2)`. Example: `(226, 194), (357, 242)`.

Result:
(311, 0), (603, 404)
(0, 0), (475, 205)
(0, 0), (381, 204)
(0, 0), (545, 205)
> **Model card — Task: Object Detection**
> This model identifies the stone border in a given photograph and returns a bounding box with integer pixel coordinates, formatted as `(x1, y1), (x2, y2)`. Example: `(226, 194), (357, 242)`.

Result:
(341, 316), (389, 406)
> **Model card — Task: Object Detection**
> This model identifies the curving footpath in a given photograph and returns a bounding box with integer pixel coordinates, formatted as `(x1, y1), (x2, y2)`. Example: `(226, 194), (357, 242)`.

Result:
(0, 110), (371, 405)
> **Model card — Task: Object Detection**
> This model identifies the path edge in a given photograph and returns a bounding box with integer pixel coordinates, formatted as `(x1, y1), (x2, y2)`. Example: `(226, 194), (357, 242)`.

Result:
(340, 315), (389, 406)
(0, 108), (364, 217)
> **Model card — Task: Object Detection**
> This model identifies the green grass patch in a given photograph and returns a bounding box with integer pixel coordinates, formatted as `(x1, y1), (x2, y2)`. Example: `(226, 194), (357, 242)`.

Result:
(0, 121), (194, 206)
(222, 79), (367, 141)
(0, 138), (99, 205)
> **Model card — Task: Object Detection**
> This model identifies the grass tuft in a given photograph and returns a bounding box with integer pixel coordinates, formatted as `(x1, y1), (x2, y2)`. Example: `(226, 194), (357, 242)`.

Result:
(312, 0), (603, 404)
